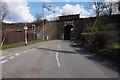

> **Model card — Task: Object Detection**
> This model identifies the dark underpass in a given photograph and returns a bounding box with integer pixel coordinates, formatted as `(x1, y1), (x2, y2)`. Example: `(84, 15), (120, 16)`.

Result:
(64, 25), (73, 40)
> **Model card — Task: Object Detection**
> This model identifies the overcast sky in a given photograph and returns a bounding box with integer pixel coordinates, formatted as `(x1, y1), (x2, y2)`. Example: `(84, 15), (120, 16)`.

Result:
(3, 0), (120, 23)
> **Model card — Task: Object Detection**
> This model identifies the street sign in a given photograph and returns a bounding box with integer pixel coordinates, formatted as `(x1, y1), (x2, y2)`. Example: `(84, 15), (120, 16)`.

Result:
(32, 24), (35, 31)
(23, 25), (28, 30)
(32, 24), (36, 40)
(76, 29), (79, 34)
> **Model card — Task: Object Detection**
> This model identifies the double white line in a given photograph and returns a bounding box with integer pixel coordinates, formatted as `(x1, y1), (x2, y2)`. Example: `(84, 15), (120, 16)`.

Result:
(0, 56), (7, 64)
(0, 53), (20, 64)
(56, 45), (61, 67)
(0, 56), (6, 60)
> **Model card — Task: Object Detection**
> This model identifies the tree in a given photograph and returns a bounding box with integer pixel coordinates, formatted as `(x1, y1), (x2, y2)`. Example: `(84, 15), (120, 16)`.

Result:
(102, 2), (113, 15)
(1, 0), (9, 22)
(35, 12), (42, 21)
(117, 1), (120, 11)
(33, 12), (43, 26)
(101, 1), (119, 16)
(0, 1), (2, 22)
(35, 12), (43, 25)
(91, 0), (103, 17)
(91, 0), (119, 17)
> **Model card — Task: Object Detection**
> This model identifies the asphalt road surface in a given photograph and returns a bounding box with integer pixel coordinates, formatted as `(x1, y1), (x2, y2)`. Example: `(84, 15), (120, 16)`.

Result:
(1, 40), (119, 78)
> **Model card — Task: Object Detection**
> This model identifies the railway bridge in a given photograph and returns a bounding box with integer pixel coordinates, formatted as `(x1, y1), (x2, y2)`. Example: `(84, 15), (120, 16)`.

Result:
(39, 14), (86, 40)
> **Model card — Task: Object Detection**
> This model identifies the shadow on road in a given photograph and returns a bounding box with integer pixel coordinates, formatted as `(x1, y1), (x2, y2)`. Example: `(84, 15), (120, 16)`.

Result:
(37, 44), (119, 74)
(37, 48), (76, 54)
(70, 44), (83, 48)
(72, 45), (120, 75)
(75, 49), (120, 75)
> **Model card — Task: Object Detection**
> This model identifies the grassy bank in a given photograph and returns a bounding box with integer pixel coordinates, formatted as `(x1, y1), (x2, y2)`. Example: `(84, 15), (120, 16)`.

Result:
(2, 39), (54, 50)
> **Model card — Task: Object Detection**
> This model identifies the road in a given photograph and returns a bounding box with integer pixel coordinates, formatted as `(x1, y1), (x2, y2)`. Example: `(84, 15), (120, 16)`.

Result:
(1, 40), (119, 78)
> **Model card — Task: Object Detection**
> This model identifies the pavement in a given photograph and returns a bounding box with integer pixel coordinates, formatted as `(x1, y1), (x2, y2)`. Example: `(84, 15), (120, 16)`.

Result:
(0, 40), (119, 78)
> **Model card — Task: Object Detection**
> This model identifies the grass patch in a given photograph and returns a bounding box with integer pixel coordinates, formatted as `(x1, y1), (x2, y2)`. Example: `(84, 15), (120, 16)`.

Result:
(2, 39), (54, 50)
(112, 43), (120, 49)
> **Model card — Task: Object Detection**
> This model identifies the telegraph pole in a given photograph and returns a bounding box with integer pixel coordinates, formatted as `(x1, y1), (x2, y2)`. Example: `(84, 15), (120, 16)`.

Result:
(53, 12), (55, 20)
(42, 3), (55, 40)
(42, 3), (45, 40)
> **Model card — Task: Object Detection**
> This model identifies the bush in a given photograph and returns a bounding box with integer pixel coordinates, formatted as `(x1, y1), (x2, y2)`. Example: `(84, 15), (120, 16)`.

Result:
(81, 31), (119, 49)
(80, 31), (119, 62)
(84, 15), (120, 31)
(83, 27), (98, 32)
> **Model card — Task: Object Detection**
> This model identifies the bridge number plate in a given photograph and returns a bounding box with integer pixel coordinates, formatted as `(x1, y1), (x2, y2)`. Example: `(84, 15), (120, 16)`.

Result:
(64, 21), (74, 26)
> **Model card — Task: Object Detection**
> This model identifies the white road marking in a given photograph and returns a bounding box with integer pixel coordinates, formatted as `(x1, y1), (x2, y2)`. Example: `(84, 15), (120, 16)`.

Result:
(9, 56), (15, 59)
(72, 41), (76, 45)
(58, 45), (61, 48)
(14, 53), (20, 56)
(56, 52), (60, 67)
(0, 56), (6, 60)
(56, 44), (61, 67)
(0, 60), (8, 64)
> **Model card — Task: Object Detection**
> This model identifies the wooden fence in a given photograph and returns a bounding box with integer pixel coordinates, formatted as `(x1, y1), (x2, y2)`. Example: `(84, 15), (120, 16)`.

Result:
(2, 31), (37, 45)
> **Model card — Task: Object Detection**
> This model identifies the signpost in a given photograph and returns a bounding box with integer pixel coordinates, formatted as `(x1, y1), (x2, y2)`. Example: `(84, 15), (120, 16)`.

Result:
(32, 24), (36, 40)
(23, 25), (28, 46)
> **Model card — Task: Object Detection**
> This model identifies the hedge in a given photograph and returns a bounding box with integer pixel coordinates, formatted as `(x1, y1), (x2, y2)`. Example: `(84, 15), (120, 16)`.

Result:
(80, 30), (120, 62)
(81, 30), (119, 49)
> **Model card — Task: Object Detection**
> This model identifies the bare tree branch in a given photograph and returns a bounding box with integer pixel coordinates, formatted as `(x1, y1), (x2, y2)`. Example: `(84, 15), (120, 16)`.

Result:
(34, 12), (43, 26)
(91, 0), (104, 17)
(1, 0), (9, 21)
(101, 2), (118, 16)
(119, 1), (120, 11)
(90, 0), (119, 17)
(35, 12), (43, 21)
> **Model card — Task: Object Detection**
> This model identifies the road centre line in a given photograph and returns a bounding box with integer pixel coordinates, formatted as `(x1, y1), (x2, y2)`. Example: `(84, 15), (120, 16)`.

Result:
(56, 44), (61, 67)
(56, 52), (60, 67)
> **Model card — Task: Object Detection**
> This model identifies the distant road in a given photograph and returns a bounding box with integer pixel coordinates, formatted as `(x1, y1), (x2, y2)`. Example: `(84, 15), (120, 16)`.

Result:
(2, 40), (119, 78)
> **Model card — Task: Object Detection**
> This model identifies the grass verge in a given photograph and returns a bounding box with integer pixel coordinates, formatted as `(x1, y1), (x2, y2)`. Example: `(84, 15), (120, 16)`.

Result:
(2, 39), (54, 50)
